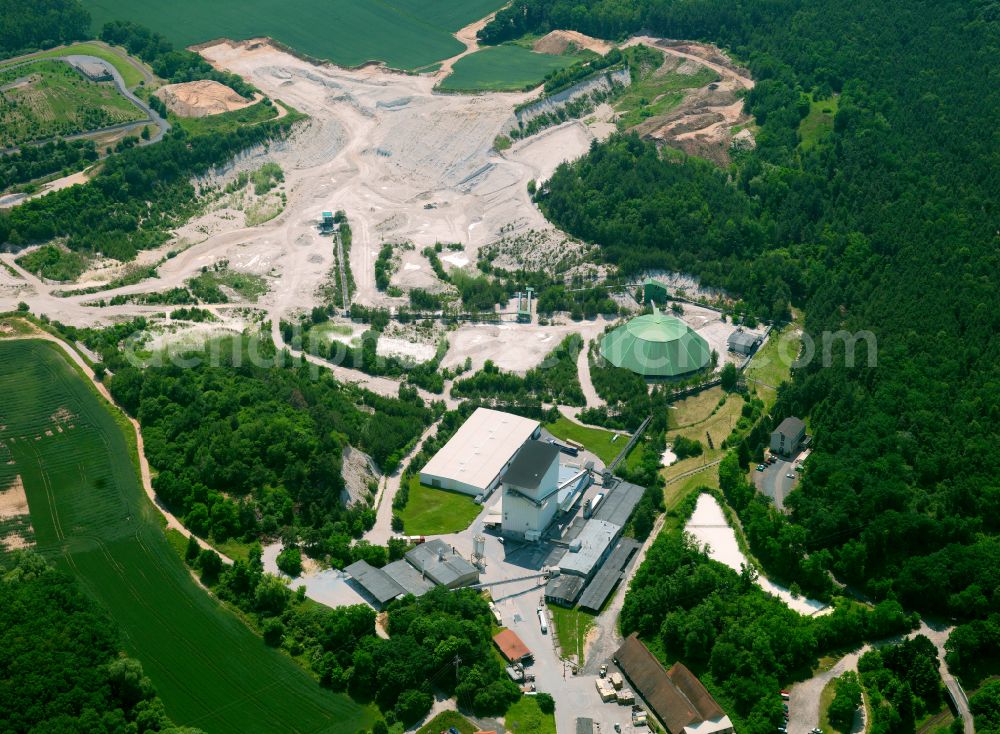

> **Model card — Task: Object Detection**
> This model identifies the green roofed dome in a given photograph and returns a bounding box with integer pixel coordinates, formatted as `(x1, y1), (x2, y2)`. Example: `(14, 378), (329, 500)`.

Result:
(600, 308), (711, 377)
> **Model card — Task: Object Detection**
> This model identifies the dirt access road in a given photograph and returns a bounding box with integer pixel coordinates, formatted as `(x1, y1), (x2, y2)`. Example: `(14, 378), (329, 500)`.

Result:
(788, 619), (973, 734)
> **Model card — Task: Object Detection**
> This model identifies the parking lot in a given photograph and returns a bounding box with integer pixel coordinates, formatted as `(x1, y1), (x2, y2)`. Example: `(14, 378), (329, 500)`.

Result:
(753, 457), (800, 510)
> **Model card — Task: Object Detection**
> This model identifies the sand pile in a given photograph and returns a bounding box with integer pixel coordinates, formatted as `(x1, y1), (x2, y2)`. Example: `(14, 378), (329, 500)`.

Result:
(154, 80), (256, 117)
(533, 30), (613, 56)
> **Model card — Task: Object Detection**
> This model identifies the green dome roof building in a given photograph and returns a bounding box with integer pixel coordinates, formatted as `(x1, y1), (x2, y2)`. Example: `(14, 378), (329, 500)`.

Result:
(600, 307), (711, 378)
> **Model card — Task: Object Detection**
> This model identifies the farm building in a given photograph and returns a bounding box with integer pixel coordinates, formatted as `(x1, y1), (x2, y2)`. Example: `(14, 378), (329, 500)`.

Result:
(405, 539), (479, 588)
(614, 634), (734, 734)
(727, 328), (761, 355)
(770, 416), (806, 457)
(493, 628), (532, 663)
(419, 408), (541, 497)
(600, 306), (711, 378)
(501, 440), (561, 541)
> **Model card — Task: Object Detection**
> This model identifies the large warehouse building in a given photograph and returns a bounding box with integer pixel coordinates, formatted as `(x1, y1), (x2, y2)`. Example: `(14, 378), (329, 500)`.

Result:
(419, 408), (541, 497)
(600, 306), (711, 378)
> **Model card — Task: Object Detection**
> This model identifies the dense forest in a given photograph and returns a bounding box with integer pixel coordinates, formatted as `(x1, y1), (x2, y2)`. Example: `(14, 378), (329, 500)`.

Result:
(109, 337), (431, 550)
(0, 139), (99, 192)
(0, 0), (90, 58)
(0, 551), (200, 734)
(485, 0), (1000, 632)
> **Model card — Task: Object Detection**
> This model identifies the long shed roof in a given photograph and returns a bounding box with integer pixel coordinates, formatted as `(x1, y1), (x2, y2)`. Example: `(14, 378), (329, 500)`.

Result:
(614, 634), (728, 734)
(344, 560), (404, 605)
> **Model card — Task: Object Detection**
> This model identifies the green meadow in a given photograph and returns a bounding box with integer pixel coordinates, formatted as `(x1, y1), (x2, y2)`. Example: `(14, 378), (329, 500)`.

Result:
(0, 339), (374, 734)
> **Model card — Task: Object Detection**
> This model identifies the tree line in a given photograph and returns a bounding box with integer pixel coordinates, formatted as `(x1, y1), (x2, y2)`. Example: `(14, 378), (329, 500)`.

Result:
(0, 0), (89, 59)
(621, 525), (917, 734)
(0, 551), (201, 734)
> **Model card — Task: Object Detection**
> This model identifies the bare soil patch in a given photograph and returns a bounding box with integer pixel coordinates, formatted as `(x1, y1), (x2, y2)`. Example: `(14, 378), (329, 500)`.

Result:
(155, 80), (257, 117)
(533, 30), (613, 56)
(0, 474), (28, 518)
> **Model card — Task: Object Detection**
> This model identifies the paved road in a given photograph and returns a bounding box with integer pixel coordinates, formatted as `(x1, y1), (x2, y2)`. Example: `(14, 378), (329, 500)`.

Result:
(754, 458), (798, 510)
(366, 418), (443, 545)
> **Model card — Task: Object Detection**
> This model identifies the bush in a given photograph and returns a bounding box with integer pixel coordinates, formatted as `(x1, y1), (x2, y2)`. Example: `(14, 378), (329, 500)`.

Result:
(276, 546), (303, 577)
(262, 618), (285, 647)
(536, 692), (555, 714)
(828, 672), (862, 732)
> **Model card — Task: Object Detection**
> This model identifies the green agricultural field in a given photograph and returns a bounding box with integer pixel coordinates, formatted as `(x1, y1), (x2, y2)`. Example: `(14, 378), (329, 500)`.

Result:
(398, 477), (482, 535)
(82, 0), (506, 70)
(439, 45), (584, 91)
(544, 415), (626, 465)
(0, 339), (375, 734)
(0, 42), (147, 89)
(0, 60), (145, 147)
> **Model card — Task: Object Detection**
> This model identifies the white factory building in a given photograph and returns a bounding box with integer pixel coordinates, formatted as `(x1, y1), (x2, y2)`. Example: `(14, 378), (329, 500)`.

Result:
(500, 440), (561, 541)
(419, 407), (541, 497)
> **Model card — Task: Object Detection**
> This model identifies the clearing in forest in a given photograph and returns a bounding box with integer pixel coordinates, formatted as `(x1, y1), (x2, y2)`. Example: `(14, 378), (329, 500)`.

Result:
(81, 0), (507, 70)
(0, 339), (375, 734)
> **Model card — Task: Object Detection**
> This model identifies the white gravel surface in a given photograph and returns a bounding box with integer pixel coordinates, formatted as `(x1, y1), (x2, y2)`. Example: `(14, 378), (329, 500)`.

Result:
(685, 493), (830, 616)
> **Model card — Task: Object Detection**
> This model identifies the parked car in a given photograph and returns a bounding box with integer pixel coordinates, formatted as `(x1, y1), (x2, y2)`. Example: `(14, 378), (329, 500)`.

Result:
(757, 464), (766, 471)
(786, 473), (795, 479)
(600, 664), (608, 678)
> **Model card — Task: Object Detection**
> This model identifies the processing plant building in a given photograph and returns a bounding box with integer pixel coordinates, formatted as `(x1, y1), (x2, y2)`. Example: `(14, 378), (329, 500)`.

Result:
(419, 407), (541, 497)
(500, 440), (562, 541)
(600, 306), (711, 378)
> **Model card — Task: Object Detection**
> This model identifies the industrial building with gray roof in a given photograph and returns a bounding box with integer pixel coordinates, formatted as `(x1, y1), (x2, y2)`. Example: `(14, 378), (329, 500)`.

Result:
(503, 440), (561, 491)
(558, 520), (621, 578)
(405, 539), (479, 588)
(592, 481), (645, 527)
(578, 568), (623, 613)
(382, 559), (435, 597)
(344, 560), (405, 607)
(545, 573), (586, 607)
